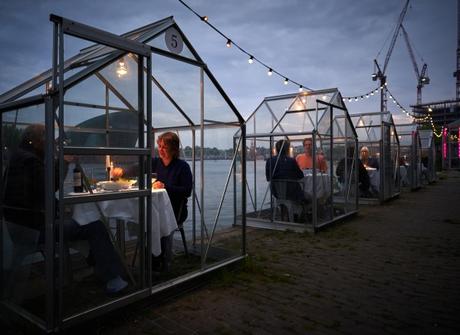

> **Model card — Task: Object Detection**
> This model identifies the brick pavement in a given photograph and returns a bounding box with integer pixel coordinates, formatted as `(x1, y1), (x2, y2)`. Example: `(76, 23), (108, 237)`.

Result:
(5, 171), (460, 334)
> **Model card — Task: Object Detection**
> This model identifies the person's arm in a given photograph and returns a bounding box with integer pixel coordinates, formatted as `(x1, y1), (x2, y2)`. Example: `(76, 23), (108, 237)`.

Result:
(292, 160), (304, 179)
(359, 161), (370, 189)
(318, 155), (328, 173)
(265, 159), (271, 181)
(336, 159), (344, 182)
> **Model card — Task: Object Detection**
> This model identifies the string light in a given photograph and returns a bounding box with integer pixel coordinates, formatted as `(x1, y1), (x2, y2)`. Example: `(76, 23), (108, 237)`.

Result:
(298, 85), (303, 92)
(284, 78), (289, 85)
(176, 0), (313, 91)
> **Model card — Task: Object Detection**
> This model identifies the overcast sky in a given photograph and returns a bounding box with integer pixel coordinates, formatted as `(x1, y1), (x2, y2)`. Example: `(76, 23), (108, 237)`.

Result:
(0, 0), (456, 122)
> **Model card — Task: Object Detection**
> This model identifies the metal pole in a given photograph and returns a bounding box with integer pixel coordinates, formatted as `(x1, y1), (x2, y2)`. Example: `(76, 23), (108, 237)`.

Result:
(200, 67), (205, 267)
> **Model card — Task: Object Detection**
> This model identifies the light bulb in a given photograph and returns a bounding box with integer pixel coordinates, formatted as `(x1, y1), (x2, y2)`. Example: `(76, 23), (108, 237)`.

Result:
(268, 68), (273, 76)
(226, 39), (232, 48)
(248, 56), (254, 64)
(201, 16), (208, 22)
(299, 85), (303, 92)
(116, 58), (128, 78)
(284, 78), (289, 85)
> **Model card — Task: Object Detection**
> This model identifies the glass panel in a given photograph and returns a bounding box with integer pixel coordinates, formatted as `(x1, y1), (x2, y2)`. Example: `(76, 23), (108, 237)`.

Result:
(203, 73), (239, 124)
(61, 154), (145, 317)
(1, 107), (46, 324)
(64, 56), (140, 149)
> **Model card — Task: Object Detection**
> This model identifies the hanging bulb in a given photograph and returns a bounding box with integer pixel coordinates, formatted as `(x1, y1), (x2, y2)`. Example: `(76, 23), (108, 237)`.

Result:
(268, 68), (273, 76)
(348, 98), (352, 102)
(284, 78), (289, 85)
(299, 85), (303, 92)
(116, 58), (128, 78)
(226, 39), (232, 48)
(201, 15), (208, 22)
(354, 97), (358, 101)
(366, 94), (369, 98)
(248, 55), (254, 64)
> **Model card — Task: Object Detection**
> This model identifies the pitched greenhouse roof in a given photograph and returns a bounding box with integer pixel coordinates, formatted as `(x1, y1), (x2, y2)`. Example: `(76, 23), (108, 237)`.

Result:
(0, 16), (178, 104)
(243, 88), (356, 139)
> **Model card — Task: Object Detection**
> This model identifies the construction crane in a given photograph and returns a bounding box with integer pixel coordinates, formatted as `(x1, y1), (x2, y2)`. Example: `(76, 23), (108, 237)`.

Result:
(372, 0), (410, 113)
(400, 24), (430, 105)
(454, 0), (460, 99)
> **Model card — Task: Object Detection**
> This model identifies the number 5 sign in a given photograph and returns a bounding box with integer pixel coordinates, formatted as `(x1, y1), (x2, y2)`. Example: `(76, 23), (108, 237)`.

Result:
(165, 28), (183, 54)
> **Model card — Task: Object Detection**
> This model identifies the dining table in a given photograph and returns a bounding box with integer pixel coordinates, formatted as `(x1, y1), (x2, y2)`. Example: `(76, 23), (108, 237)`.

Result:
(366, 167), (380, 192)
(302, 171), (331, 202)
(71, 188), (177, 257)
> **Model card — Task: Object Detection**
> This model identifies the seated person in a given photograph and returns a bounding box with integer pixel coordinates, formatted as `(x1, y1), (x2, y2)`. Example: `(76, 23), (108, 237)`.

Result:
(3, 124), (128, 294)
(124, 132), (192, 271)
(296, 137), (328, 173)
(266, 139), (304, 202)
(336, 146), (371, 197)
(360, 146), (379, 169)
(152, 132), (192, 270)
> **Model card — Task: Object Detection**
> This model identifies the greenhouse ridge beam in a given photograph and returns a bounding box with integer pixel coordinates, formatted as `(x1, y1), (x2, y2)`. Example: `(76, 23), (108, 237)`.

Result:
(50, 15), (150, 57)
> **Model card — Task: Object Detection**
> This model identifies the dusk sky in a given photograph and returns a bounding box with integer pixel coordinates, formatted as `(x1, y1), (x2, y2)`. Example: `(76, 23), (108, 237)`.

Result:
(0, 0), (456, 123)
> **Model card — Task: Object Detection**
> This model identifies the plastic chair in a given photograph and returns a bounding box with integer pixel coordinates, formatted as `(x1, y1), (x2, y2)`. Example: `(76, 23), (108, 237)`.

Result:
(271, 179), (307, 223)
(174, 199), (188, 256)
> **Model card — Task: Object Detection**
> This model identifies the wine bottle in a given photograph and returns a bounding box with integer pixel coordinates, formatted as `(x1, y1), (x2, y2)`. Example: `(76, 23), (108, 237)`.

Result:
(73, 164), (84, 193)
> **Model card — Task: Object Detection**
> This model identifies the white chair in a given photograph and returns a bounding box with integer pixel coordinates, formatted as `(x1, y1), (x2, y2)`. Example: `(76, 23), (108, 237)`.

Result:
(271, 180), (306, 223)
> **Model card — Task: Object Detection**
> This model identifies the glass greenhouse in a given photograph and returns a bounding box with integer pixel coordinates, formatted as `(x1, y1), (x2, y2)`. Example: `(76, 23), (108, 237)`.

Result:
(348, 112), (400, 203)
(0, 15), (247, 331)
(419, 129), (436, 183)
(396, 123), (422, 190)
(236, 89), (359, 233)
(442, 119), (460, 170)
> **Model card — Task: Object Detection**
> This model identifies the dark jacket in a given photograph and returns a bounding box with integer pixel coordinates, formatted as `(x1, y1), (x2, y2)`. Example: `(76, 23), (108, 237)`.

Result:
(3, 148), (64, 230)
(152, 157), (192, 223)
(336, 157), (370, 193)
(265, 154), (304, 201)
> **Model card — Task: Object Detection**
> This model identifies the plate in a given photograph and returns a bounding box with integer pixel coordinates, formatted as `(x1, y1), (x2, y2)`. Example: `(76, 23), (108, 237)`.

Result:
(68, 191), (90, 196)
(97, 181), (122, 191)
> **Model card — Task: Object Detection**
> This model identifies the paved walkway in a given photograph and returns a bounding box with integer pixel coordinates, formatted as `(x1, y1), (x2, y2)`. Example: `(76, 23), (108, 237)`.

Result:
(5, 171), (460, 334)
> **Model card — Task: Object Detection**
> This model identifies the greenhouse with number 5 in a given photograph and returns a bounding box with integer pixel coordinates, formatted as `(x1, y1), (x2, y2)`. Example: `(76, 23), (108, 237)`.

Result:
(0, 14), (247, 332)
(235, 88), (359, 233)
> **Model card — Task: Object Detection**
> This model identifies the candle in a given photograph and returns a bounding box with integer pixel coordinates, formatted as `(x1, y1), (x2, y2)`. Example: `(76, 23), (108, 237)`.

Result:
(106, 155), (111, 181)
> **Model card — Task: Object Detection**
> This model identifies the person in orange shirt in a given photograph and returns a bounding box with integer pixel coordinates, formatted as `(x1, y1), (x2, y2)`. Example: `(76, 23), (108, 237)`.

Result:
(296, 138), (328, 173)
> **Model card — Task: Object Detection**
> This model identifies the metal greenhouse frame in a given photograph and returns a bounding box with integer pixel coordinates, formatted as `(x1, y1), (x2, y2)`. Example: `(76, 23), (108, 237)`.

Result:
(0, 14), (247, 332)
(348, 112), (401, 204)
(442, 119), (460, 170)
(419, 129), (436, 183)
(235, 88), (359, 233)
(396, 123), (422, 190)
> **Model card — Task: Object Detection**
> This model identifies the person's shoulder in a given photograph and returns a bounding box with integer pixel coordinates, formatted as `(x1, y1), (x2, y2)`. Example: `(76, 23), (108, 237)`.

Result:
(176, 158), (191, 169)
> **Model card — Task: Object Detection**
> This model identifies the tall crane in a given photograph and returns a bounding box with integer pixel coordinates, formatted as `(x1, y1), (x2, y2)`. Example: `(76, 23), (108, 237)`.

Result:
(400, 24), (430, 105)
(454, 0), (460, 99)
(372, 0), (410, 113)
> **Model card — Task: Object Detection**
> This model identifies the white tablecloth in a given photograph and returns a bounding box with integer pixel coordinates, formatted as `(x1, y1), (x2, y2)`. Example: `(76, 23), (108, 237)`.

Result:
(72, 189), (177, 256)
(366, 167), (380, 192)
(302, 173), (331, 201)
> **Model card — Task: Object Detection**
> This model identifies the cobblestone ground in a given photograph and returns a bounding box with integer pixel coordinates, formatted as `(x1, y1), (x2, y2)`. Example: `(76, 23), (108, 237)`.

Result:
(5, 171), (460, 334)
